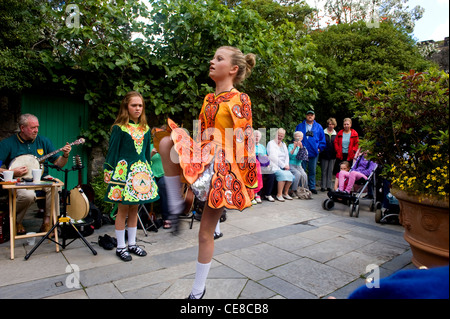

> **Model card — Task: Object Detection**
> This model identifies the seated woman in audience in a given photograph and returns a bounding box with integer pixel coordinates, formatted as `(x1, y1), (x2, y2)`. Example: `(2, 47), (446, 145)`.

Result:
(255, 130), (276, 202)
(253, 130), (264, 203)
(288, 131), (308, 198)
(267, 128), (294, 202)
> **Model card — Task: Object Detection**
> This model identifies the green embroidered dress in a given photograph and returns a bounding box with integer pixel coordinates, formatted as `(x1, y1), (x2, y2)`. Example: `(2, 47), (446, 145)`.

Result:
(103, 122), (159, 205)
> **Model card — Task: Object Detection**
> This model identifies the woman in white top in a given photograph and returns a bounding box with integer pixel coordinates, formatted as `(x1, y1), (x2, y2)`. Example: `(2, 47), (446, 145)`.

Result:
(267, 128), (294, 201)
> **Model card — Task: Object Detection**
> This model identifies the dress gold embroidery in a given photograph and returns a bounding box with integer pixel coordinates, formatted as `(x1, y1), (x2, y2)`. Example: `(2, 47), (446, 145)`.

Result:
(121, 124), (147, 154)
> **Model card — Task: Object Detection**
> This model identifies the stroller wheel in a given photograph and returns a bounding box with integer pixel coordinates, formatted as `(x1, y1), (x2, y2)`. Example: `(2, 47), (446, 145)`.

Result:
(326, 199), (335, 210)
(375, 207), (382, 223)
(376, 201), (382, 210)
(354, 204), (360, 218)
(322, 199), (334, 211)
(349, 203), (355, 217)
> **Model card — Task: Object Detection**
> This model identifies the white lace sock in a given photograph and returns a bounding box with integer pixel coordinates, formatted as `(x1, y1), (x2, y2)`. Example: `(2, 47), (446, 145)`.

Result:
(115, 229), (126, 249)
(191, 261), (211, 298)
(127, 226), (137, 246)
(164, 175), (184, 216)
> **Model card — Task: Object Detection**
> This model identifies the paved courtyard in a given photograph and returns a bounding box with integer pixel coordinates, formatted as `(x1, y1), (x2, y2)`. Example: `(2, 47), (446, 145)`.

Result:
(0, 190), (413, 299)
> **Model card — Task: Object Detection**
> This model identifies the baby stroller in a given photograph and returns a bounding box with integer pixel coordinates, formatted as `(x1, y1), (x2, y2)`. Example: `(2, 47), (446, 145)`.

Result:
(374, 178), (400, 224)
(322, 154), (378, 218)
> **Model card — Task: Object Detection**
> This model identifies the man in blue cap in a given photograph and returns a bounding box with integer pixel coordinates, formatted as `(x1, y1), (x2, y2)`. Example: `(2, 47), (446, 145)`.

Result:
(295, 110), (326, 194)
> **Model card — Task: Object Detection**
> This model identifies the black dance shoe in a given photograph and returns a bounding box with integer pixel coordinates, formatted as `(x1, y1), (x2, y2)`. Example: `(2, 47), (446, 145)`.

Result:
(128, 244), (147, 257)
(186, 288), (206, 299)
(116, 247), (132, 262)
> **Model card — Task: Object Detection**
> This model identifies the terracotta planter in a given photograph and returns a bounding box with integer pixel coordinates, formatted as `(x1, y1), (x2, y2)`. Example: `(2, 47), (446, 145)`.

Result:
(393, 189), (449, 268)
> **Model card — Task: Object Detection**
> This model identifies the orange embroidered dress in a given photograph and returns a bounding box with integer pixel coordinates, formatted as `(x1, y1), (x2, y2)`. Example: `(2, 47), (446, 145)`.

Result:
(169, 89), (257, 211)
(104, 122), (159, 205)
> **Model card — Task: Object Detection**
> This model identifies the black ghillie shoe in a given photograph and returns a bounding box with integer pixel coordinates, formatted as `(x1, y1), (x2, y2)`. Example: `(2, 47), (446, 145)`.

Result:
(116, 247), (132, 261)
(128, 244), (147, 257)
(186, 288), (206, 299)
(98, 234), (116, 250)
(110, 235), (117, 247)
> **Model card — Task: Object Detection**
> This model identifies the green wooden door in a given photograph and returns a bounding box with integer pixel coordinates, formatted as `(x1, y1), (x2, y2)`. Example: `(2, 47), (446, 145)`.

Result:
(21, 93), (89, 189)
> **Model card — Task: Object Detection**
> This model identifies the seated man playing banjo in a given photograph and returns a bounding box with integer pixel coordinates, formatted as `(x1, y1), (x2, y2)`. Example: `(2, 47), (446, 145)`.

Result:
(0, 113), (71, 234)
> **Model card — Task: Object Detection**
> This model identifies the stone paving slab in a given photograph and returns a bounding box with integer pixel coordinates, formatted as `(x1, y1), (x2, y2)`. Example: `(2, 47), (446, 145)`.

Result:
(258, 276), (316, 299)
(230, 243), (299, 271)
(269, 257), (358, 298)
(214, 252), (271, 282)
(0, 273), (75, 299)
(297, 234), (373, 263)
(239, 280), (278, 299)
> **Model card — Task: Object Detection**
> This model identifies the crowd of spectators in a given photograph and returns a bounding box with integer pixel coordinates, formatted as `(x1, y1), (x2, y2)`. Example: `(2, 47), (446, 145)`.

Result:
(251, 110), (359, 204)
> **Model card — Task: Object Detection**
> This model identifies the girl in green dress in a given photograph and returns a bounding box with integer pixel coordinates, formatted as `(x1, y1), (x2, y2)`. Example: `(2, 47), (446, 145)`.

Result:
(104, 91), (159, 261)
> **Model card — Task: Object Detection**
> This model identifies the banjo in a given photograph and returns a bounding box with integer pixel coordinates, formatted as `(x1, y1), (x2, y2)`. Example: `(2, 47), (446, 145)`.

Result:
(8, 138), (85, 179)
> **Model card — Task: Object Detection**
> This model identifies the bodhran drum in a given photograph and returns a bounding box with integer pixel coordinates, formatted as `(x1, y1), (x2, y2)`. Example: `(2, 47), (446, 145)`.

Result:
(66, 187), (90, 220)
(8, 155), (42, 179)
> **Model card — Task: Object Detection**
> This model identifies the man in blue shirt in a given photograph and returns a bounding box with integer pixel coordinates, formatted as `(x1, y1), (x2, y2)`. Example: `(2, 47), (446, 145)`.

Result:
(295, 110), (326, 194)
(0, 114), (71, 234)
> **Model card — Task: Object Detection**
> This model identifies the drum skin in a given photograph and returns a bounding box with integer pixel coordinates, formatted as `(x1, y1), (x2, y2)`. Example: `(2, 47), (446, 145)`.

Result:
(9, 155), (41, 179)
(67, 187), (90, 220)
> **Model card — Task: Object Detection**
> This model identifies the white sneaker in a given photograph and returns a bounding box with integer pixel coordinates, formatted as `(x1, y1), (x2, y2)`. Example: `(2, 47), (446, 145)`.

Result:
(283, 194), (293, 200)
(265, 195), (275, 202)
(251, 199), (257, 205)
(255, 196), (262, 203)
(276, 195), (285, 202)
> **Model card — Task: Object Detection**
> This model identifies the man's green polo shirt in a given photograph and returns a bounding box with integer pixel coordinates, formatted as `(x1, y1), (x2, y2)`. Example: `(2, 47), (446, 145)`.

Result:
(0, 133), (60, 176)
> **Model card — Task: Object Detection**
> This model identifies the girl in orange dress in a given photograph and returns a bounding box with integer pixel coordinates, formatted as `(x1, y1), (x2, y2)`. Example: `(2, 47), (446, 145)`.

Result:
(158, 46), (257, 299)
